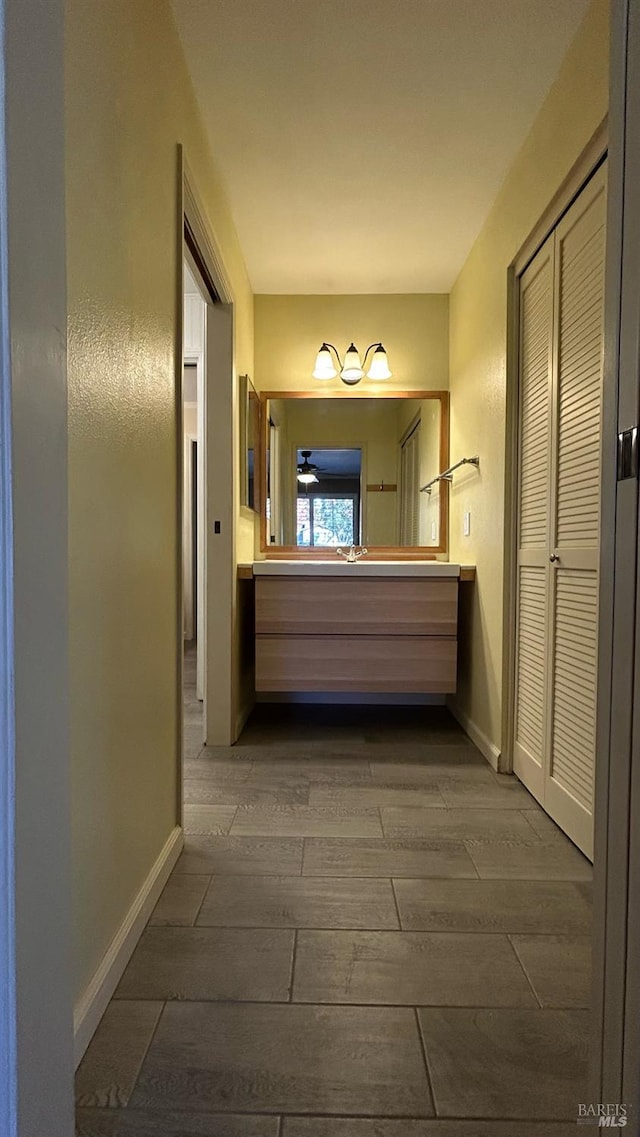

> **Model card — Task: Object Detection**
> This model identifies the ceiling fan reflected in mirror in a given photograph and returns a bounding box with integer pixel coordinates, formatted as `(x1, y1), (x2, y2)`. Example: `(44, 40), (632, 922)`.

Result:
(297, 451), (319, 485)
(296, 448), (362, 487)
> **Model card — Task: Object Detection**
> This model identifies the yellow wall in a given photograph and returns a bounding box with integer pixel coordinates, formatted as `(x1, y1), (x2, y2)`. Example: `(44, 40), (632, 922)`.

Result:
(448, 0), (609, 755)
(66, 0), (253, 1007)
(254, 294), (449, 393)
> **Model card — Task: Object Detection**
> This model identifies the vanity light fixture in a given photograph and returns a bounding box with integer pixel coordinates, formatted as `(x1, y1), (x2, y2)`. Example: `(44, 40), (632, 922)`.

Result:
(312, 342), (392, 386)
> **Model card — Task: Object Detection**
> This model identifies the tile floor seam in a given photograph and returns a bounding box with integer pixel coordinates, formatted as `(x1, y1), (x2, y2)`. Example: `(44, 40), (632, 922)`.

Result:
(413, 1007), (437, 1119)
(520, 808), (548, 840)
(278, 1110), (581, 1121)
(124, 999), (167, 1109)
(113, 997), (568, 1010)
(288, 929), (299, 1002)
(188, 873), (213, 927)
(506, 933), (543, 1008)
(226, 804), (240, 834)
(389, 877), (403, 930)
(127, 925), (595, 938)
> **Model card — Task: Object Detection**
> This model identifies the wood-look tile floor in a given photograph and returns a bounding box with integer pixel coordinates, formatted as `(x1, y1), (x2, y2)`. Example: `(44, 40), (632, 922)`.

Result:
(76, 665), (593, 1136)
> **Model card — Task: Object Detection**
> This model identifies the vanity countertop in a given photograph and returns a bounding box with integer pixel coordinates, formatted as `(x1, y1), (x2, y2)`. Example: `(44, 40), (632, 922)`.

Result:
(251, 560), (462, 578)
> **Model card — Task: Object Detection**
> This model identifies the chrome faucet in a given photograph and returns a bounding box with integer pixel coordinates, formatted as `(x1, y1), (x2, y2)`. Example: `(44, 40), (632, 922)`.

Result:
(336, 545), (368, 564)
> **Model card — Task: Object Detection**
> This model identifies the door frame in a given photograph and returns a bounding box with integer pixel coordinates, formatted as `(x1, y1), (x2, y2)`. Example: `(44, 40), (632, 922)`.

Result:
(179, 150), (237, 765)
(501, 119), (609, 776)
(0, 0), (74, 1133)
(591, 0), (640, 1110)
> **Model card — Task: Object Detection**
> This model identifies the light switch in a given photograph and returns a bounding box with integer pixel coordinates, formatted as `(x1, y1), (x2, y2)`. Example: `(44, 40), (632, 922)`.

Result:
(463, 511), (471, 537)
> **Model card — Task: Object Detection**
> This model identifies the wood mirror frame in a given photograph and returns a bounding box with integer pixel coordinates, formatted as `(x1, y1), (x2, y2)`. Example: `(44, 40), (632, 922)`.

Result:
(257, 389), (450, 559)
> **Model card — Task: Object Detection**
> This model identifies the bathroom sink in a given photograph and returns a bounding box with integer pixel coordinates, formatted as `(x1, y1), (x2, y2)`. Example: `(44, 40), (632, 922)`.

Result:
(252, 560), (460, 577)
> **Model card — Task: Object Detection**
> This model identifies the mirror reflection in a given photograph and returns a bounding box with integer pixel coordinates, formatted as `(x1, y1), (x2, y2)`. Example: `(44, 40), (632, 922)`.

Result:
(241, 375), (260, 512)
(265, 396), (445, 549)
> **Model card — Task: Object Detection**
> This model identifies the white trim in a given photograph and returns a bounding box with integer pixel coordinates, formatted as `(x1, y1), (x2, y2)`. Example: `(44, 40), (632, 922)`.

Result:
(73, 825), (183, 1067)
(182, 430), (197, 642)
(184, 349), (205, 702)
(183, 159), (233, 305)
(447, 700), (501, 769)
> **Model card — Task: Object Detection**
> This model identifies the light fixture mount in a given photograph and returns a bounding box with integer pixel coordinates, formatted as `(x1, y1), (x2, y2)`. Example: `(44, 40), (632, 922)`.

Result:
(312, 341), (392, 386)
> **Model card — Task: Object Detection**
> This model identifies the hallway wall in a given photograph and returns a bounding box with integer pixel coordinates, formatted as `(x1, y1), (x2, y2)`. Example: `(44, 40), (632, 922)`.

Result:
(254, 294), (449, 393)
(448, 0), (609, 759)
(66, 0), (253, 1017)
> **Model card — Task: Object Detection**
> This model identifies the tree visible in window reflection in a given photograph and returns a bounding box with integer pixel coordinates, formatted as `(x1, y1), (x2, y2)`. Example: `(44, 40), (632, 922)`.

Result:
(296, 496), (355, 546)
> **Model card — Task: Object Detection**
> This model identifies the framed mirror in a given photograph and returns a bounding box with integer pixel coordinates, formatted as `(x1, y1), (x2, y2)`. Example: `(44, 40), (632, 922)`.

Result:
(240, 374), (260, 513)
(259, 390), (449, 557)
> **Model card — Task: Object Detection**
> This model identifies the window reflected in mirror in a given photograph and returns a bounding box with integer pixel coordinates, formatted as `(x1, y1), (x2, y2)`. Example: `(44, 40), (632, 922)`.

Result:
(296, 448), (361, 547)
(264, 395), (447, 552)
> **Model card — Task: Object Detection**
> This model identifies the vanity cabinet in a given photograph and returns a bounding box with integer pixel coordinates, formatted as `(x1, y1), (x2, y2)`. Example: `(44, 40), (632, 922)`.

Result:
(255, 575), (458, 693)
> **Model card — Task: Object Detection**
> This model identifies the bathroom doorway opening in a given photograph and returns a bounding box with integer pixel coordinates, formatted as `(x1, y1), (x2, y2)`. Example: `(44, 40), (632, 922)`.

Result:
(181, 155), (236, 758)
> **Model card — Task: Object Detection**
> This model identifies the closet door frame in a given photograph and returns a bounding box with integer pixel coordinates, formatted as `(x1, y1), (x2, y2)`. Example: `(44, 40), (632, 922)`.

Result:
(502, 119), (608, 777)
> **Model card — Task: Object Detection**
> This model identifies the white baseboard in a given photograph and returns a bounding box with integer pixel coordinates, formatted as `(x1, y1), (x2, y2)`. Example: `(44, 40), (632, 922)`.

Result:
(447, 700), (501, 770)
(73, 824), (183, 1067)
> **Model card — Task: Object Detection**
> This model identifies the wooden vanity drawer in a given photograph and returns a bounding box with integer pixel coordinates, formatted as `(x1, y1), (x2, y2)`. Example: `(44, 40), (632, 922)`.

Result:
(255, 576), (458, 637)
(255, 635), (457, 693)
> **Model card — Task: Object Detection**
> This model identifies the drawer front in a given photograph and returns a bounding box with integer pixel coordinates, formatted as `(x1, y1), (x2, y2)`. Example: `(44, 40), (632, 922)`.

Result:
(255, 576), (458, 636)
(256, 635), (457, 693)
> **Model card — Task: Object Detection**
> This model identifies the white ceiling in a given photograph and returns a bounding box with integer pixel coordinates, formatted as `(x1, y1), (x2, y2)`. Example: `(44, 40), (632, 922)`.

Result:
(172, 0), (590, 294)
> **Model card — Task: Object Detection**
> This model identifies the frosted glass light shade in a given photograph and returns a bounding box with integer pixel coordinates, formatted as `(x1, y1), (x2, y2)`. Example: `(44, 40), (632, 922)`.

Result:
(313, 344), (337, 379)
(297, 471), (318, 484)
(367, 343), (392, 380)
(340, 343), (364, 383)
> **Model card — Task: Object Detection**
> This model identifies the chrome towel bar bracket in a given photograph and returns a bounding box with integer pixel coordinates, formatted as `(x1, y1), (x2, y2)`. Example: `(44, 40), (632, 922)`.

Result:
(420, 456), (480, 495)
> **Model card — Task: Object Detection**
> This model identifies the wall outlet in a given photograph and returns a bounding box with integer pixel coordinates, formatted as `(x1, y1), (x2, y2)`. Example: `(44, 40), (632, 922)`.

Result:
(431, 521), (437, 541)
(463, 511), (471, 537)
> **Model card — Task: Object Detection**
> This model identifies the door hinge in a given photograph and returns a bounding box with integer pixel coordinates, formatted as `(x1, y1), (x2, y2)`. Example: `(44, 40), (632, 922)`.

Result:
(617, 427), (639, 481)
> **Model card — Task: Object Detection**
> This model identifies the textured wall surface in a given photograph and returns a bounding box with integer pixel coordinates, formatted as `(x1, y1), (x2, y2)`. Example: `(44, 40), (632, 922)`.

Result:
(448, 0), (609, 754)
(66, 0), (253, 1006)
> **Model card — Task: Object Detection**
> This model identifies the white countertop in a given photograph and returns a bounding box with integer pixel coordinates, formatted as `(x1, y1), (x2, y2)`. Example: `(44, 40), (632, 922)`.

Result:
(253, 560), (460, 577)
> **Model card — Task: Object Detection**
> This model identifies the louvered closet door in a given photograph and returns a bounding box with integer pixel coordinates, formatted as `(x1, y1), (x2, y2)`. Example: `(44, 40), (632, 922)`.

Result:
(545, 165), (606, 859)
(513, 234), (555, 803)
